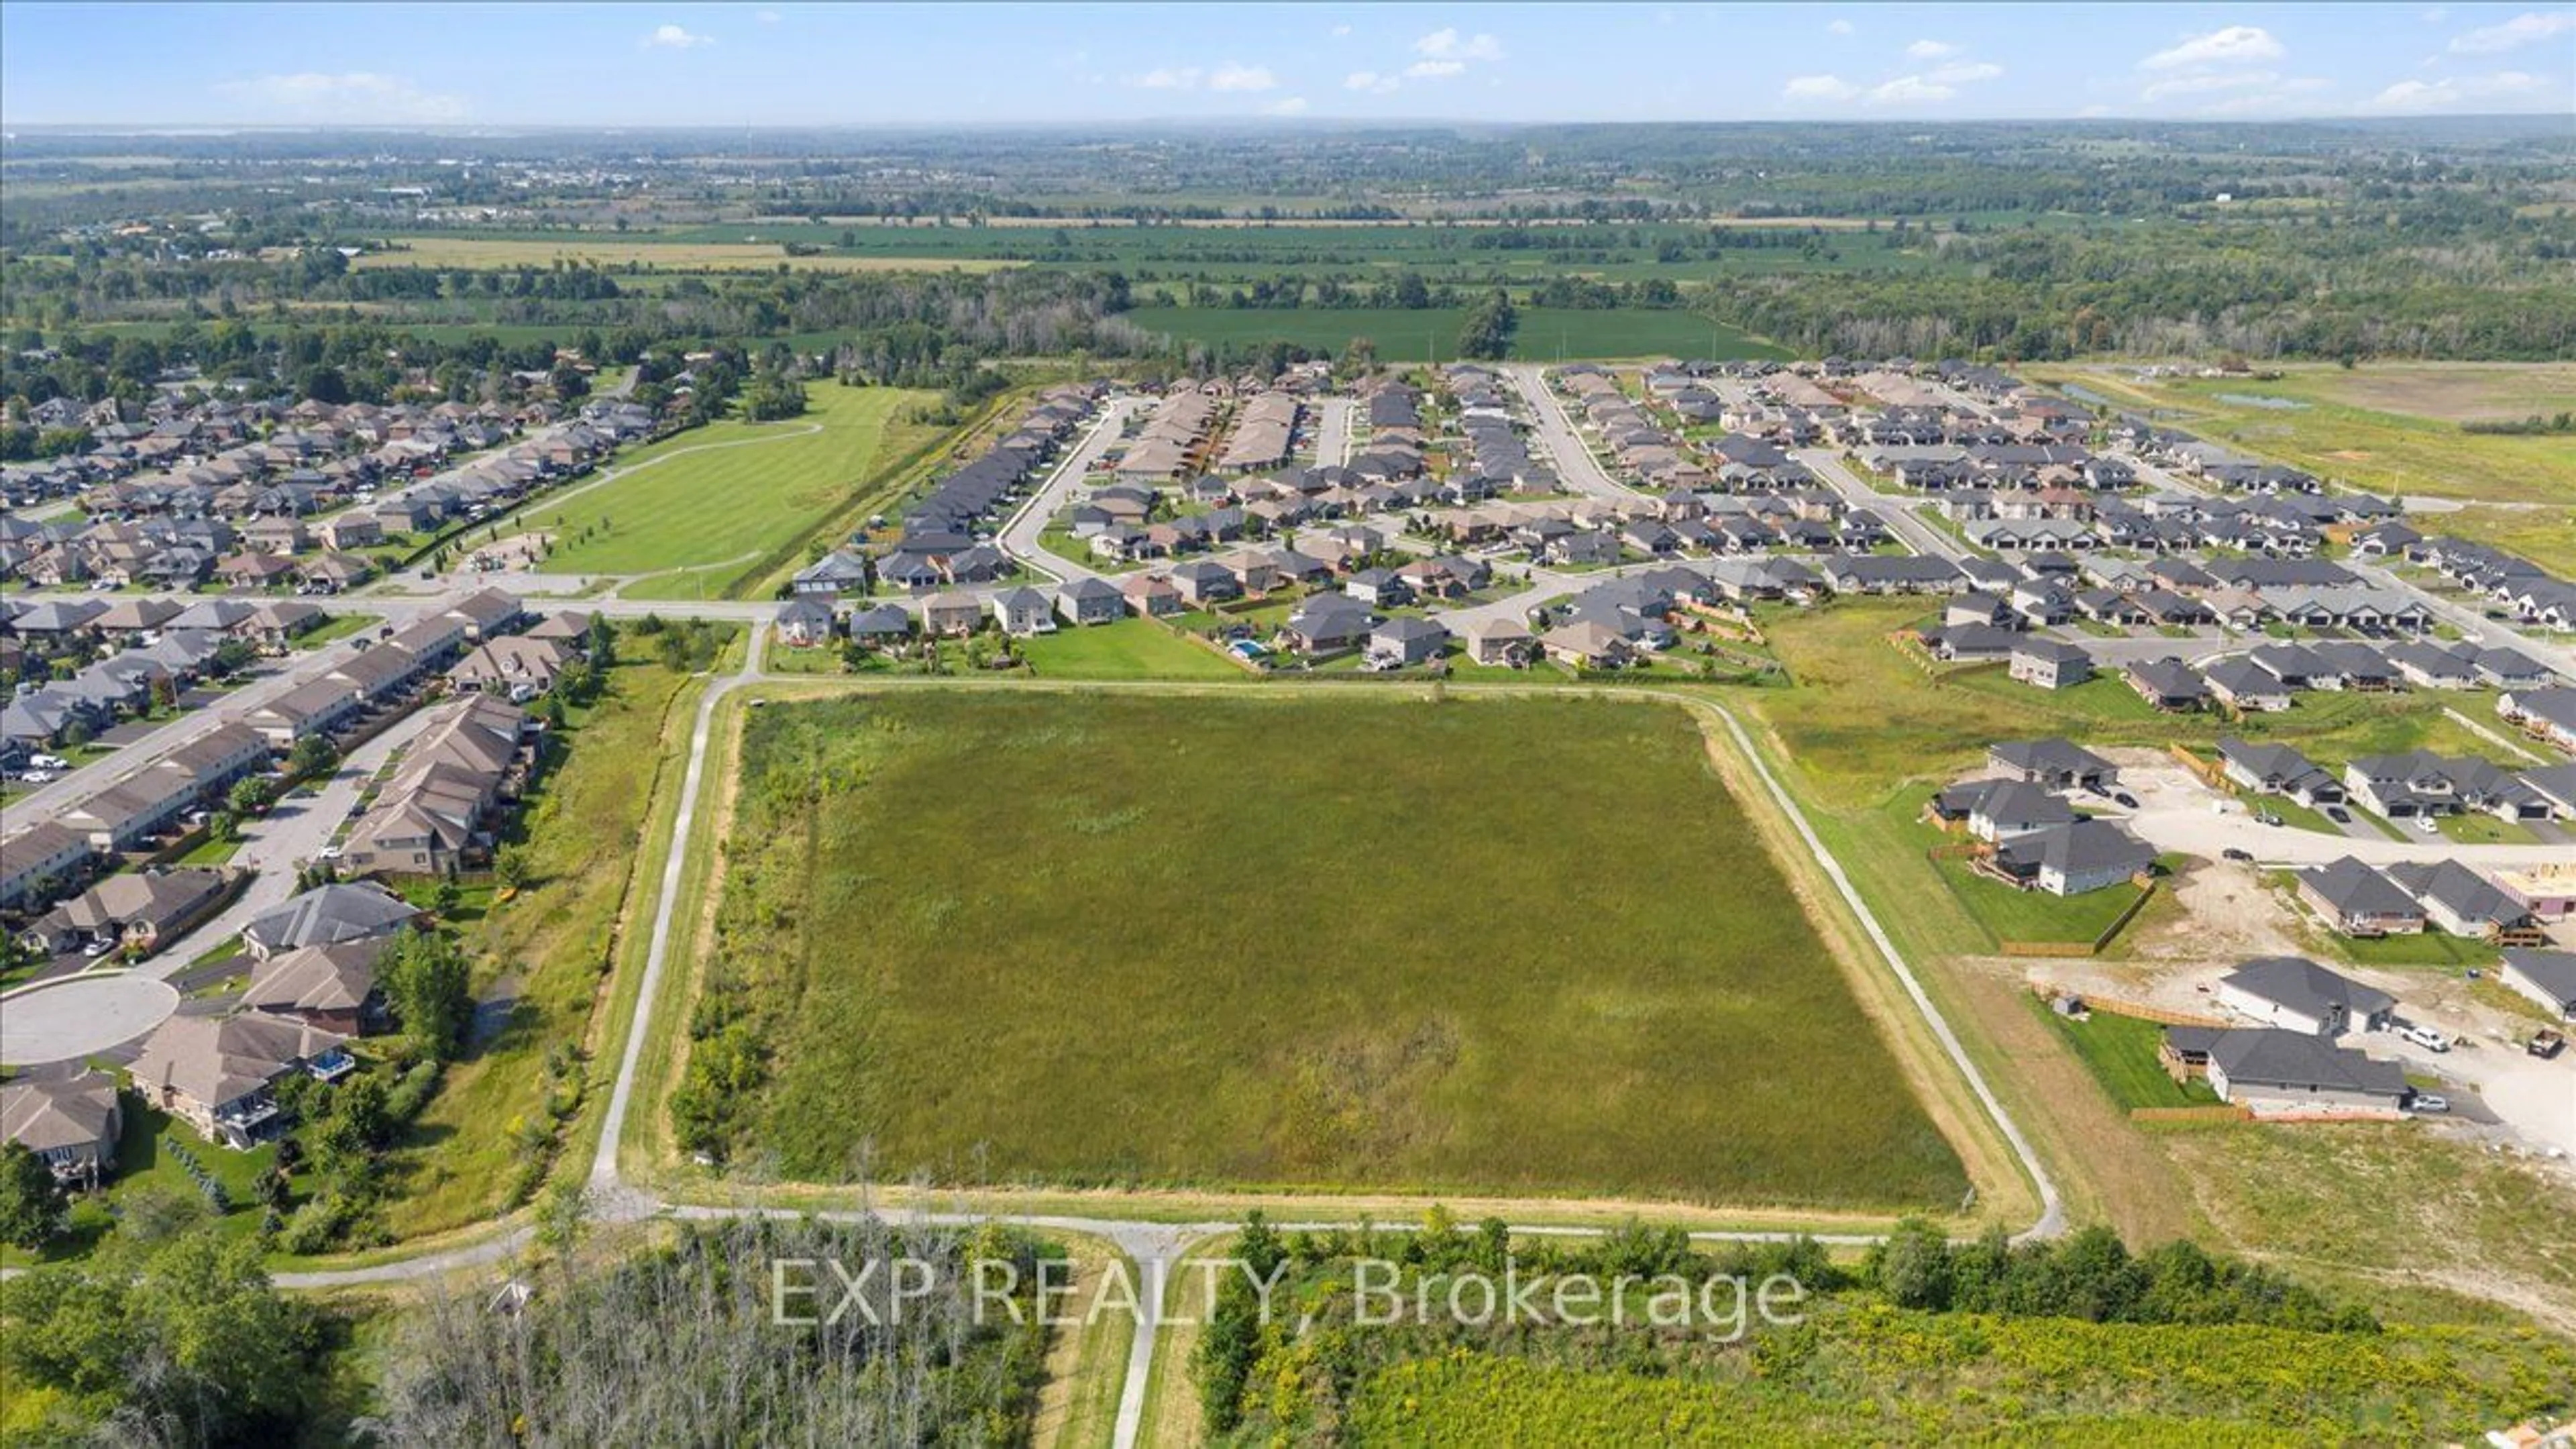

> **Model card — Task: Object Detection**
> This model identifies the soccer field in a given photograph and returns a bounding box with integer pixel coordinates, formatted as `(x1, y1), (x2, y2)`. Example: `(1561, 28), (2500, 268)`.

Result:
(679, 691), (1968, 1210)
(509, 382), (937, 590)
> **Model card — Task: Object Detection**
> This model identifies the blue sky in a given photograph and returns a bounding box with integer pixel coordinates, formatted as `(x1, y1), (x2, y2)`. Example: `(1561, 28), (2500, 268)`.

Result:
(2, 3), (2570, 126)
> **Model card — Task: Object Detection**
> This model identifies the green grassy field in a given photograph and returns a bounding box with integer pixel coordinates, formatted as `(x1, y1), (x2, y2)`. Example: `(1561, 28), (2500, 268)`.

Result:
(2035, 1002), (2219, 1111)
(380, 646), (706, 1239)
(698, 691), (1966, 1209)
(1338, 1307), (2574, 1446)
(502, 382), (936, 589)
(1121, 305), (1788, 362)
(1014, 619), (1247, 680)
(2029, 363), (2576, 507)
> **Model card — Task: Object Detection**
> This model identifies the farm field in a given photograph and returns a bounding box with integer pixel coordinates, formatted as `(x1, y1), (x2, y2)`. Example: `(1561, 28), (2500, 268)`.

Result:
(2029, 362), (2576, 506)
(688, 691), (1968, 1210)
(1121, 305), (1790, 362)
(353, 235), (1022, 273)
(501, 382), (937, 592)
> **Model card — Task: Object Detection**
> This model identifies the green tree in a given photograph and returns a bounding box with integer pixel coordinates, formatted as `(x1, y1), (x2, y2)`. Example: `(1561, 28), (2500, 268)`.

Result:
(0, 1141), (68, 1250)
(493, 845), (531, 892)
(380, 926), (474, 1062)
(1455, 288), (1518, 362)
(227, 775), (277, 815)
(1872, 1216), (1955, 1310)
(286, 733), (338, 780)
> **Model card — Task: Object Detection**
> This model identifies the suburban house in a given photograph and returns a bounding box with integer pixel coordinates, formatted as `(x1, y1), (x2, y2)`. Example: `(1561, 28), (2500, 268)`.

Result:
(1462, 616), (1535, 668)
(127, 1012), (354, 1148)
(1992, 819), (2155, 896)
(2385, 859), (2536, 937)
(448, 636), (572, 701)
(1281, 594), (1378, 655)
(1542, 620), (1635, 670)
(2007, 639), (2092, 690)
(21, 866), (231, 958)
(845, 604), (914, 647)
(241, 881), (420, 960)
(1956, 780), (2076, 843)
(2498, 949), (2576, 1019)
(1055, 577), (1126, 627)
(2297, 857), (2426, 936)
(2216, 957), (2395, 1036)
(2217, 739), (2344, 806)
(2162, 1026), (2409, 1116)
(240, 938), (389, 1036)
(1987, 739), (2116, 791)
(0, 1071), (123, 1187)
(990, 586), (1057, 637)
(2498, 687), (2576, 753)
(1366, 616), (1450, 669)
(774, 596), (837, 648)
(918, 592), (985, 637)
(1120, 574), (1184, 619)
(2125, 657), (2209, 712)
(2202, 658), (2294, 713)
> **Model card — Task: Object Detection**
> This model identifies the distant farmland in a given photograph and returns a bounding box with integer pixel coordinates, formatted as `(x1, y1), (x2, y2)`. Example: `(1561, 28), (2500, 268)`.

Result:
(1121, 305), (1790, 362)
(691, 692), (1966, 1209)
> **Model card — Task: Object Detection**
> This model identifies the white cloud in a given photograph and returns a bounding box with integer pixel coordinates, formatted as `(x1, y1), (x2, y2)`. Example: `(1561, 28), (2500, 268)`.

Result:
(2450, 11), (2576, 52)
(1782, 73), (1862, 101)
(2141, 25), (2284, 69)
(1131, 66), (1201, 89)
(1266, 95), (1310, 115)
(1929, 60), (2002, 84)
(1867, 75), (1956, 105)
(1330, 23), (1351, 37)
(1208, 62), (1279, 92)
(2371, 68), (2548, 107)
(1344, 69), (1398, 93)
(1906, 39), (1961, 59)
(1826, 18), (1856, 36)
(212, 71), (467, 122)
(1406, 58), (1468, 78)
(643, 22), (713, 50)
(1413, 28), (1505, 62)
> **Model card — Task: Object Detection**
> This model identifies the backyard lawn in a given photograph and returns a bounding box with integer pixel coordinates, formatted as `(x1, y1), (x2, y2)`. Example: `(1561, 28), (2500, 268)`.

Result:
(502, 382), (937, 592)
(2034, 1002), (2220, 1112)
(684, 691), (1966, 1210)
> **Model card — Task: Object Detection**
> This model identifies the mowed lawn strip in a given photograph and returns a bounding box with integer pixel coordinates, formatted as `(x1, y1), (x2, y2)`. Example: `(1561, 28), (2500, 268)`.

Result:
(515, 381), (936, 580)
(731, 692), (1966, 1210)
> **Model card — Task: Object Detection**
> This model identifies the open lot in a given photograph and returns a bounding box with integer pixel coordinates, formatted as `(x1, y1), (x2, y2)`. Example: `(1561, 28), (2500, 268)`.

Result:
(2029, 362), (2576, 506)
(498, 381), (936, 592)
(691, 690), (1967, 1210)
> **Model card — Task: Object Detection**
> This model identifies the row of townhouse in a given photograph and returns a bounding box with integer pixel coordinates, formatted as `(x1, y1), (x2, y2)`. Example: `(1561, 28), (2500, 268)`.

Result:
(337, 694), (537, 877)
(4, 597), (331, 754)
(2298, 855), (2551, 941)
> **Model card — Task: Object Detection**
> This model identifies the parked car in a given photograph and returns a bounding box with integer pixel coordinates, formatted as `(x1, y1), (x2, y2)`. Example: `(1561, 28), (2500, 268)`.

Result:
(2413, 815), (2440, 835)
(2527, 1029), (2565, 1060)
(2398, 1024), (2451, 1053)
(2113, 792), (2139, 808)
(2408, 1093), (2449, 1114)
(28, 753), (68, 769)
(2324, 806), (2351, 823)
(2222, 848), (2255, 862)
